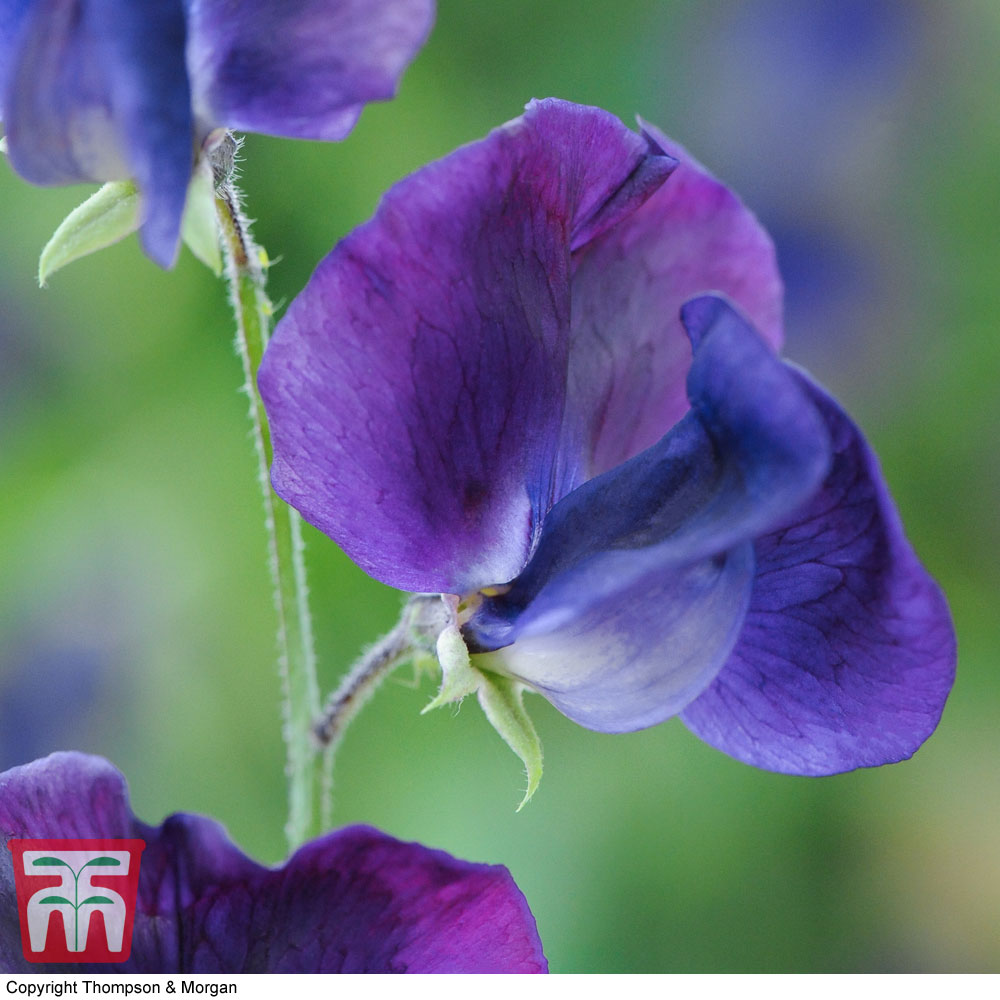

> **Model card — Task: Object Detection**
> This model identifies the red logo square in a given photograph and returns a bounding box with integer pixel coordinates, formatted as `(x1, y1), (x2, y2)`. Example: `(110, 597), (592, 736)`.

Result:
(7, 839), (145, 963)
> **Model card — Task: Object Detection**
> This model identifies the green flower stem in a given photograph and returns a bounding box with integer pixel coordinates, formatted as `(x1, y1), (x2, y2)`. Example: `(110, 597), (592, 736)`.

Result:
(214, 178), (321, 850)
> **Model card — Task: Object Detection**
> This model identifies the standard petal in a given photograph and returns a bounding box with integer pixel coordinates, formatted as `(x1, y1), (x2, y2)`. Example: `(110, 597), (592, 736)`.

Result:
(4, 0), (192, 267)
(260, 99), (674, 594)
(465, 297), (829, 732)
(681, 374), (956, 775)
(566, 123), (784, 479)
(184, 0), (435, 141)
(0, 753), (547, 973)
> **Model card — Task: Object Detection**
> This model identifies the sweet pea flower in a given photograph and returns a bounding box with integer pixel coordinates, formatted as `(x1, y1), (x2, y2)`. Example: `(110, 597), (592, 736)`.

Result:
(0, 0), (434, 266)
(0, 753), (547, 973)
(258, 99), (955, 777)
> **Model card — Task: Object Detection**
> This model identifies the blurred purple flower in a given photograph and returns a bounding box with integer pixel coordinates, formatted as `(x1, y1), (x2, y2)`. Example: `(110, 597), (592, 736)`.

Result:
(259, 98), (955, 775)
(0, 753), (547, 973)
(672, 0), (928, 365)
(0, 643), (105, 768)
(0, 0), (435, 266)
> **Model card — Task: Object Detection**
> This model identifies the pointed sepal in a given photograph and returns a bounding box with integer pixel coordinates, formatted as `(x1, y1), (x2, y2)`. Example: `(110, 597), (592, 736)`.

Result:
(476, 670), (543, 811)
(38, 180), (140, 286)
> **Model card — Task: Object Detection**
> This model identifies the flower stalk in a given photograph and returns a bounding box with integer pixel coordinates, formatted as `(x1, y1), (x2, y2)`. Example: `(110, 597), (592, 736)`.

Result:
(315, 594), (447, 827)
(213, 151), (321, 849)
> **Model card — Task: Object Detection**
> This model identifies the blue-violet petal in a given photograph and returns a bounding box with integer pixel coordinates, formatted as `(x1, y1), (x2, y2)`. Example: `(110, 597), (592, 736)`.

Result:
(465, 296), (830, 732)
(4, 0), (192, 266)
(681, 369), (957, 774)
(184, 0), (435, 141)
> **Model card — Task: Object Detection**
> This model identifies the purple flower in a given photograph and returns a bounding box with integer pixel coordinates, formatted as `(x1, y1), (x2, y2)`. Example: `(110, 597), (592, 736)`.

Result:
(0, 0), (434, 266)
(0, 753), (547, 972)
(258, 99), (955, 776)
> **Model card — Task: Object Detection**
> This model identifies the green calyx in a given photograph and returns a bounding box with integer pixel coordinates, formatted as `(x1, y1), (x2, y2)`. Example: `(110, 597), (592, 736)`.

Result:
(37, 163), (222, 285)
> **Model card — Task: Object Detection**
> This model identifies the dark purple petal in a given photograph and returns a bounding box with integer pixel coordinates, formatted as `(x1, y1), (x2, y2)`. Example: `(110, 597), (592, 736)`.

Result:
(260, 99), (674, 595)
(681, 373), (956, 775)
(464, 296), (829, 732)
(4, 0), (192, 266)
(185, 0), (435, 141)
(0, 753), (547, 973)
(566, 124), (784, 479)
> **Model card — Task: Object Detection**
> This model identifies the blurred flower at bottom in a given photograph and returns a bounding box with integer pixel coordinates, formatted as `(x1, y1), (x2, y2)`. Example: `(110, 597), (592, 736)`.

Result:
(0, 753), (547, 973)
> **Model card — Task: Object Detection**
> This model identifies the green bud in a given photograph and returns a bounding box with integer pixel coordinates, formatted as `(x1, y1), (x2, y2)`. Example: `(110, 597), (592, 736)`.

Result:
(38, 180), (140, 286)
(421, 624), (481, 711)
(181, 160), (222, 275)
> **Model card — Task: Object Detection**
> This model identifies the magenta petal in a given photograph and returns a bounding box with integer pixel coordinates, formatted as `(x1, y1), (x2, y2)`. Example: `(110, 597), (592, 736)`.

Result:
(566, 124), (783, 479)
(0, 753), (547, 973)
(250, 828), (547, 973)
(185, 0), (435, 141)
(681, 375), (956, 775)
(260, 99), (674, 595)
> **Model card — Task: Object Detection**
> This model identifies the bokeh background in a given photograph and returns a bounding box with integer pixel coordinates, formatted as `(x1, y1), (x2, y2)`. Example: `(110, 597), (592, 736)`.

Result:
(2, 0), (998, 973)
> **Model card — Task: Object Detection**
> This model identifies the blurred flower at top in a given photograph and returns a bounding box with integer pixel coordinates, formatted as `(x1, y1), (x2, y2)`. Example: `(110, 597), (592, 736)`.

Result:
(670, 0), (929, 366)
(0, 0), (435, 267)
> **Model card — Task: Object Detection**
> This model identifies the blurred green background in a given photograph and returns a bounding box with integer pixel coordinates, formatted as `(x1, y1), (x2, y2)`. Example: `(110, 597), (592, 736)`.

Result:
(1, 0), (998, 973)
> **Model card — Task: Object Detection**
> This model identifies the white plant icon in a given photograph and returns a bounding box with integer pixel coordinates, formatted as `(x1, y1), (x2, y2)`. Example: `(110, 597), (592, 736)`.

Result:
(23, 849), (131, 953)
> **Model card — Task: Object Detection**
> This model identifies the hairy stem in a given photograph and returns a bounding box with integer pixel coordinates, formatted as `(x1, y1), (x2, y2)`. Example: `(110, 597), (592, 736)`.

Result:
(214, 158), (321, 850)
(316, 595), (447, 828)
